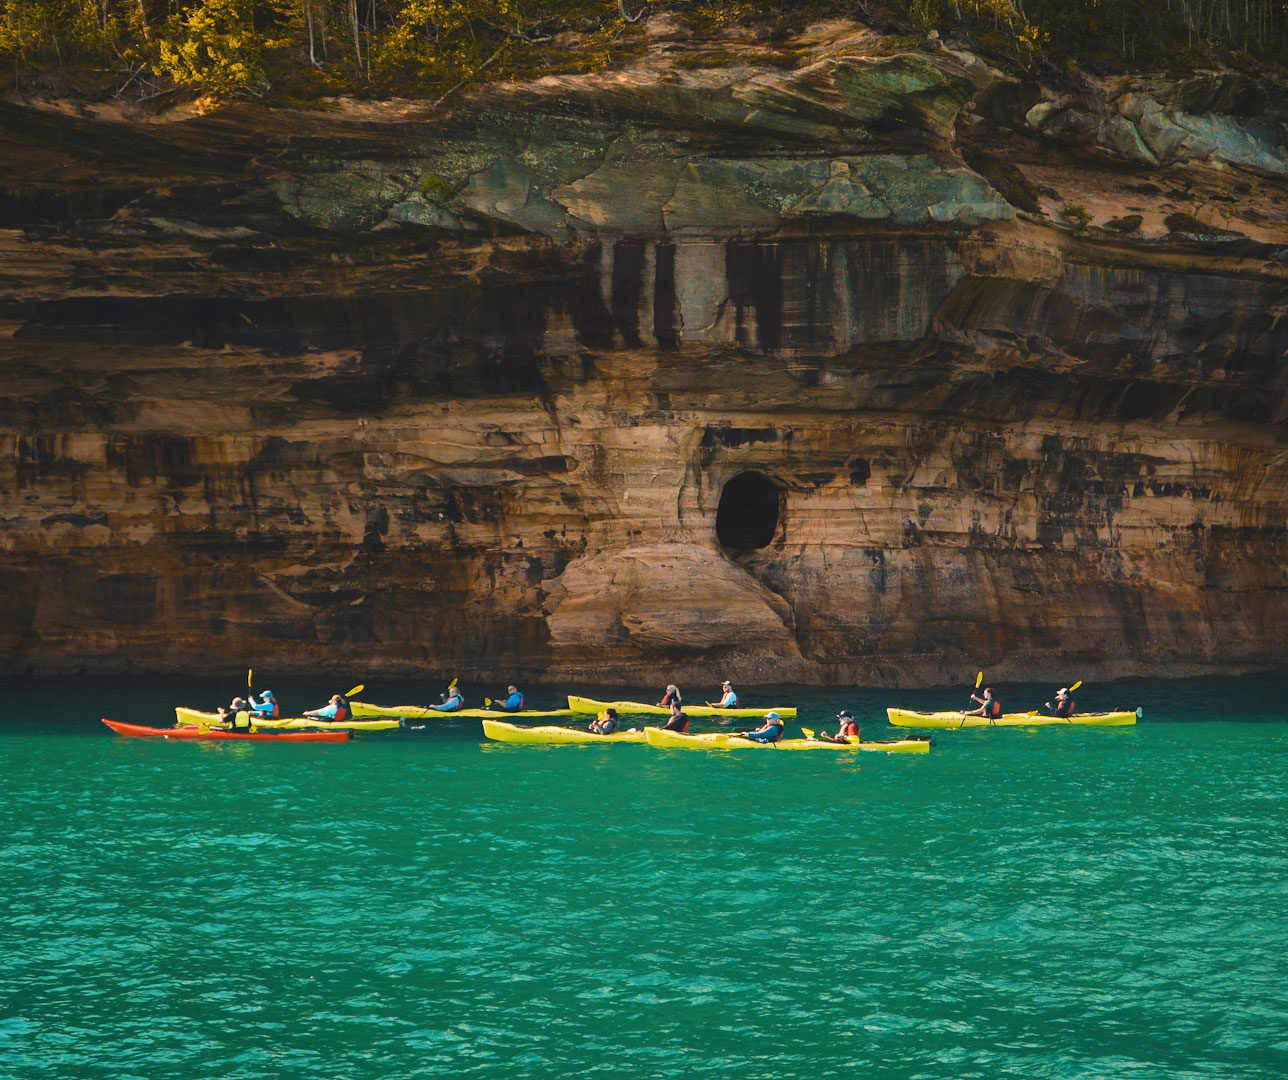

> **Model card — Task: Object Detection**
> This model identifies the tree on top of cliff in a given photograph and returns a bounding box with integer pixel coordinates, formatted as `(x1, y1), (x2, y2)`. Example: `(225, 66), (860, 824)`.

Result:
(2, 0), (1287, 101)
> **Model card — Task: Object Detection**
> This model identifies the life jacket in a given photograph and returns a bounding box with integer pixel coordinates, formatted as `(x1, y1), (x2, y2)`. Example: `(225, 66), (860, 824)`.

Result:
(513, 693), (525, 712)
(334, 702), (350, 723)
(664, 715), (689, 733)
(660, 690), (679, 707)
(231, 709), (252, 731)
(839, 719), (858, 737)
(1056, 697), (1075, 718)
(767, 722), (783, 743)
(986, 698), (1002, 718)
(444, 693), (462, 710)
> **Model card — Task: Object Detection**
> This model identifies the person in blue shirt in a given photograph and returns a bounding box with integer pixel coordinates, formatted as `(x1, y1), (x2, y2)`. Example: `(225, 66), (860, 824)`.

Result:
(304, 694), (352, 723)
(489, 685), (525, 712)
(432, 684), (464, 712)
(730, 711), (784, 744)
(708, 681), (739, 708)
(248, 690), (279, 719)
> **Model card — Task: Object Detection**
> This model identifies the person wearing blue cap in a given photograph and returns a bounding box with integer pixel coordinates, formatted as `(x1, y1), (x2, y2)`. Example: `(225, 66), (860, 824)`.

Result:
(248, 690), (279, 720)
(730, 711), (785, 744)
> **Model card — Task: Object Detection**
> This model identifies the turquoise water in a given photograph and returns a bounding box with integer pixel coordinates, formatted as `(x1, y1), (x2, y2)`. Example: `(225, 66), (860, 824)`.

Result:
(3, 675), (1286, 1079)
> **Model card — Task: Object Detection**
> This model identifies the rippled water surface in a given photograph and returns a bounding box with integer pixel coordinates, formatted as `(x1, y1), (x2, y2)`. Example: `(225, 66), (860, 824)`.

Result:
(3, 675), (1287, 1078)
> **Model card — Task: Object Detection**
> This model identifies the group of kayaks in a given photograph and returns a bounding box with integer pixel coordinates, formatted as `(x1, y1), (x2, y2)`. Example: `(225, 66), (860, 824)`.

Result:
(100, 691), (1141, 749)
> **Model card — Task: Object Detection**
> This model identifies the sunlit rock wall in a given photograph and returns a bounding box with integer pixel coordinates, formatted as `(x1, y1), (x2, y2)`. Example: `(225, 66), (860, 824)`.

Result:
(3, 23), (1288, 684)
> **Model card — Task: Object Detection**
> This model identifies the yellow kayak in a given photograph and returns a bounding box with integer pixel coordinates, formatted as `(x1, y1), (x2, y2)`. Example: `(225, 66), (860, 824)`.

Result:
(174, 706), (401, 732)
(886, 707), (1139, 729)
(643, 728), (930, 752)
(350, 700), (577, 720)
(481, 719), (647, 745)
(567, 695), (796, 719)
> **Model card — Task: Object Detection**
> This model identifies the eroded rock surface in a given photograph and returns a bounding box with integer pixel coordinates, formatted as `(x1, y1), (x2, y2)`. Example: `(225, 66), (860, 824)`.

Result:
(2, 22), (1288, 684)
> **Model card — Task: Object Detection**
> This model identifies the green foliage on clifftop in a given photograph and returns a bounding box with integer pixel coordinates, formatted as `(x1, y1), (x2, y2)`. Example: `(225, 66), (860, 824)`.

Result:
(2, 0), (1286, 102)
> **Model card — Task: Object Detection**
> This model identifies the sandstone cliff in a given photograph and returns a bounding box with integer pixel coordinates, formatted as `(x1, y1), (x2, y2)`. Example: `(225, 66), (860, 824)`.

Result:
(3, 19), (1288, 685)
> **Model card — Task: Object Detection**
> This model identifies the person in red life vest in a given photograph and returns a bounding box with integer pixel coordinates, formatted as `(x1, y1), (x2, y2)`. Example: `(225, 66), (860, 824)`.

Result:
(304, 694), (352, 723)
(661, 703), (690, 733)
(816, 709), (860, 743)
(589, 708), (619, 735)
(656, 684), (682, 709)
(1043, 687), (1076, 717)
(248, 690), (279, 720)
(963, 687), (1002, 719)
(708, 681), (738, 708)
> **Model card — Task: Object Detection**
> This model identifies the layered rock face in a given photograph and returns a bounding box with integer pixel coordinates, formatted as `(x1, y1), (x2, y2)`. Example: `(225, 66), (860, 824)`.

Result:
(3, 21), (1288, 684)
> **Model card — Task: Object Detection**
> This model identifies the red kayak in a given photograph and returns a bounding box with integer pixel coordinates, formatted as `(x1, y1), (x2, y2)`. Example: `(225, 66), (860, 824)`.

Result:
(102, 719), (349, 743)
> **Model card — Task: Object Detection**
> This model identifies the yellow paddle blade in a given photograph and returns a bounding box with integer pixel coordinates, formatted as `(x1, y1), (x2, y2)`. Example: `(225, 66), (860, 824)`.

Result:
(1069, 680), (1083, 692)
(345, 684), (364, 697)
(199, 724), (209, 734)
(975, 670), (983, 688)
(247, 668), (253, 689)
(448, 677), (459, 689)
(483, 697), (493, 706)
(800, 727), (815, 738)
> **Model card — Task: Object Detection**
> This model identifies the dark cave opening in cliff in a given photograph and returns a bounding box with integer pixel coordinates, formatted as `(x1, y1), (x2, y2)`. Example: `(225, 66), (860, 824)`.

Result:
(716, 471), (780, 551)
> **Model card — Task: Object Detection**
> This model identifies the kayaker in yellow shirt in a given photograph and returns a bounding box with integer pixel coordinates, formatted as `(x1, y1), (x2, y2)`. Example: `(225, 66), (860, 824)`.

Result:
(217, 697), (254, 731)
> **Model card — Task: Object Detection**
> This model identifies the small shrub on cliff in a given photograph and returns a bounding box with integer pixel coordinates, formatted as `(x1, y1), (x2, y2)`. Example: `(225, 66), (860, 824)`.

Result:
(1061, 202), (1092, 234)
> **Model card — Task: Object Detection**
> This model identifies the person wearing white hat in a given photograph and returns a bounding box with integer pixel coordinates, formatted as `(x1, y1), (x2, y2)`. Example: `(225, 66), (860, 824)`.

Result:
(1044, 686), (1076, 718)
(730, 711), (785, 744)
(816, 709), (859, 744)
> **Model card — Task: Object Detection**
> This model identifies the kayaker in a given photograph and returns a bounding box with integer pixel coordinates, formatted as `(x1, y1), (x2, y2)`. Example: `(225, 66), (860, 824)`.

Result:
(963, 687), (1002, 719)
(589, 708), (619, 735)
(708, 681), (739, 708)
(488, 685), (525, 712)
(304, 694), (352, 723)
(219, 698), (254, 731)
(248, 690), (279, 720)
(731, 711), (784, 744)
(816, 709), (859, 743)
(657, 683), (682, 708)
(661, 706), (690, 734)
(432, 684), (464, 712)
(1043, 687), (1076, 717)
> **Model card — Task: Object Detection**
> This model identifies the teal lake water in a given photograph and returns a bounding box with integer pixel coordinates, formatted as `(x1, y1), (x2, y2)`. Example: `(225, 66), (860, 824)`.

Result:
(3, 675), (1286, 1078)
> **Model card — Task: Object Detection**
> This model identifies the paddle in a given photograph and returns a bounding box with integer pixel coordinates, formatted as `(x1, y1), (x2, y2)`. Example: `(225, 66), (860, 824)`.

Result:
(345, 684), (363, 697)
(801, 726), (815, 739)
(247, 667), (253, 690)
(961, 671), (983, 728)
